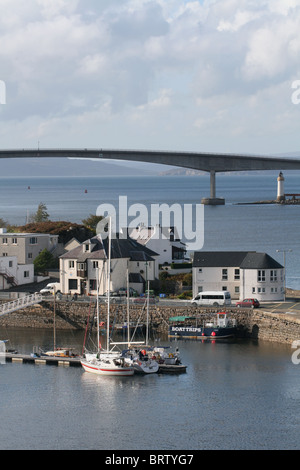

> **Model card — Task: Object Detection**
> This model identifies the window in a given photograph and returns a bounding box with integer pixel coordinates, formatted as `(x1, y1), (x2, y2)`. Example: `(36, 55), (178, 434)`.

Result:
(2, 238), (8, 244)
(29, 237), (37, 245)
(68, 279), (78, 290)
(90, 279), (97, 290)
(222, 269), (228, 280)
(258, 270), (265, 282)
(271, 287), (278, 293)
(235, 286), (240, 294)
(270, 270), (277, 282)
(2, 253), (8, 257)
(92, 261), (98, 269)
(24, 271), (29, 278)
(198, 286), (203, 292)
(12, 238), (17, 245)
(252, 287), (256, 293)
(198, 268), (202, 273)
(234, 269), (240, 280)
(222, 286), (227, 291)
(258, 287), (265, 293)
(9, 261), (13, 268)
(28, 253), (33, 259)
(69, 261), (75, 269)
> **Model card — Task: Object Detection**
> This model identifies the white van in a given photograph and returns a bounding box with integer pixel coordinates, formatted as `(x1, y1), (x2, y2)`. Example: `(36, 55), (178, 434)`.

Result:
(191, 291), (231, 307)
(40, 282), (61, 295)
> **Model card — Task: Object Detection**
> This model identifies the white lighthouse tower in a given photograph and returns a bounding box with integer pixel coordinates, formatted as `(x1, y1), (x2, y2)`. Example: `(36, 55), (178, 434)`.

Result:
(277, 171), (285, 202)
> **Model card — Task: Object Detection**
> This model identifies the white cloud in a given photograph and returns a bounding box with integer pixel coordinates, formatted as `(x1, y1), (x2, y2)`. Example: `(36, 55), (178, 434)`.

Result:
(0, 0), (300, 154)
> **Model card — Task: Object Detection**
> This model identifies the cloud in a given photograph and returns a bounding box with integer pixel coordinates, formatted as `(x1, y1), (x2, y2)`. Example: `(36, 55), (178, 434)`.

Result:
(0, 0), (299, 154)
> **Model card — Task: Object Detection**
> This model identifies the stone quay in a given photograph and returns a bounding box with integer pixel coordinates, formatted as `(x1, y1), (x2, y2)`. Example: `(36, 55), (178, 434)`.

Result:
(1, 300), (300, 345)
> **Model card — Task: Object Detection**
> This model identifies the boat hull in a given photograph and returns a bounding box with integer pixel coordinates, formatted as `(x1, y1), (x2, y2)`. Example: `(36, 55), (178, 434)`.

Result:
(132, 360), (159, 374)
(168, 325), (236, 340)
(81, 359), (134, 376)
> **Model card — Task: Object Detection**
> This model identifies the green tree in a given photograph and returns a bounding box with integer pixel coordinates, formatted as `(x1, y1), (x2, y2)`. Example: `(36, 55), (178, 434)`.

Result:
(32, 203), (50, 223)
(82, 214), (104, 231)
(33, 249), (56, 274)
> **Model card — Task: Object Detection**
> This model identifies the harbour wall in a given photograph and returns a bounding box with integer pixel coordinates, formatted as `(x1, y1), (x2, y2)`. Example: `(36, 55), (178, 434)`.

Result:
(1, 301), (300, 345)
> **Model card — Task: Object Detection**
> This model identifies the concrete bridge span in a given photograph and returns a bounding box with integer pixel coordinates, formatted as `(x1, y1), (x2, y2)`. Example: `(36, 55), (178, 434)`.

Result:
(1, 148), (300, 204)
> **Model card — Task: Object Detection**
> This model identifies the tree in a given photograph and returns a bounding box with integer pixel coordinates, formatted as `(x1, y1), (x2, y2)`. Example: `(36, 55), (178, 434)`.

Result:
(33, 249), (56, 274)
(82, 214), (103, 232)
(32, 203), (50, 223)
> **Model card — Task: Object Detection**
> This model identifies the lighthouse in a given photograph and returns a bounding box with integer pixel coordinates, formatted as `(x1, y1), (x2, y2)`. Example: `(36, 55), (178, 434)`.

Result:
(277, 172), (285, 202)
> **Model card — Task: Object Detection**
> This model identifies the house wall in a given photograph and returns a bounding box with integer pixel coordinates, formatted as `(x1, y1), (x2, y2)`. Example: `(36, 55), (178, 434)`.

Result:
(193, 266), (241, 299)
(241, 268), (284, 301)
(59, 257), (156, 296)
(0, 256), (34, 290)
(193, 266), (285, 301)
(0, 233), (58, 264)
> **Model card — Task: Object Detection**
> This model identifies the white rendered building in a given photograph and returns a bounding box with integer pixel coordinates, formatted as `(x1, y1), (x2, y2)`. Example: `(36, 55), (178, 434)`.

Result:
(192, 251), (284, 301)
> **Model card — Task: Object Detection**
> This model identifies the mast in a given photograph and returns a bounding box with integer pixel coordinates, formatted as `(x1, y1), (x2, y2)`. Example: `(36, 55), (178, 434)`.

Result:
(106, 217), (112, 352)
(126, 263), (130, 346)
(96, 267), (100, 354)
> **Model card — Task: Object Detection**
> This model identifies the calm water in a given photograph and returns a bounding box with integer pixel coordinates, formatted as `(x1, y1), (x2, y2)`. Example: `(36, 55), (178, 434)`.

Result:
(0, 173), (300, 287)
(0, 328), (299, 451)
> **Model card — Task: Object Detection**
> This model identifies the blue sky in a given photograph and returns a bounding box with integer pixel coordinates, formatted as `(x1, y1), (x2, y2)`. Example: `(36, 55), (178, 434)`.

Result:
(0, 0), (300, 156)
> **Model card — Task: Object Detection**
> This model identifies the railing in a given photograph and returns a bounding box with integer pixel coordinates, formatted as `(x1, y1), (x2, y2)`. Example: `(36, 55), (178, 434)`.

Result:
(0, 268), (18, 287)
(0, 293), (43, 317)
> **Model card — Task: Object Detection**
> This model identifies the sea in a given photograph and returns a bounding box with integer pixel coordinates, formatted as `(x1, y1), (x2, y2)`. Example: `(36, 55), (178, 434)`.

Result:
(0, 172), (300, 451)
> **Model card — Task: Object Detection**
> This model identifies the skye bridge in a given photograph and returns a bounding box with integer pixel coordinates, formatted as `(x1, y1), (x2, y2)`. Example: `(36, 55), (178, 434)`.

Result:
(1, 148), (300, 204)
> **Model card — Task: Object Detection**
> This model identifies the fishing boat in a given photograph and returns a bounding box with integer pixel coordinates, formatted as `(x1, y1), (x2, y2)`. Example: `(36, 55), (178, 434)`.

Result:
(168, 312), (237, 340)
(81, 218), (134, 376)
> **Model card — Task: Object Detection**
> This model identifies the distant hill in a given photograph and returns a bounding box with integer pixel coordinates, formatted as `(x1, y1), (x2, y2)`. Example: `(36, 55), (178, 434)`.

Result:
(0, 157), (166, 177)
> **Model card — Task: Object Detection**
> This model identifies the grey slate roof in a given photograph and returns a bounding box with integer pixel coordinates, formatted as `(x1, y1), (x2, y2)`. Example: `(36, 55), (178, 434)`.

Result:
(193, 251), (283, 269)
(60, 234), (158, 262)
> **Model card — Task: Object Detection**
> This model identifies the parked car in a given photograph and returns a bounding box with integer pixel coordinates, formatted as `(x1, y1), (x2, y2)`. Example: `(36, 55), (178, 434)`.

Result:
(236, 298), (260, 308)
(118, 287), (138, 297)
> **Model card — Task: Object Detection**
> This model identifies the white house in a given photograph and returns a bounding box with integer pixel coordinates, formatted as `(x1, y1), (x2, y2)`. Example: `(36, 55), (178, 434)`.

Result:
(0, 256), (34, 290)
(59, 233), (159, 296)
(126, 224), (187, 266)
(192, 251), (284, 301)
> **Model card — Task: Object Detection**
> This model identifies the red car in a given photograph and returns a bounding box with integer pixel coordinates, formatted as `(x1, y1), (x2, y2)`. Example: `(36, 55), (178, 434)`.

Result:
(236, 298), (260, 308)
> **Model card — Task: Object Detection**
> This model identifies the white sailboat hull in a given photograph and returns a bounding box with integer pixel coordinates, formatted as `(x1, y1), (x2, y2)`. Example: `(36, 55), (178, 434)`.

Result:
(81, 351), (134, 376)
(81, 359), (134, 376)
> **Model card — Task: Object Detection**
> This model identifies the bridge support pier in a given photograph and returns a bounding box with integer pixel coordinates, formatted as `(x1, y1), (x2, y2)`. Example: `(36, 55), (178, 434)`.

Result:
(201, 170), (225, 205)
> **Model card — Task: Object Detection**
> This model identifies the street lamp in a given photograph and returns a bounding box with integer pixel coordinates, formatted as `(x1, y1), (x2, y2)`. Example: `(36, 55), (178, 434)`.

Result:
(276, 249), (292, 302)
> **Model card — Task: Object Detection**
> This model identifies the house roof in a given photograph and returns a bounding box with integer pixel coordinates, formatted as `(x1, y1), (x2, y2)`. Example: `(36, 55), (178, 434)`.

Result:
(60, 234), (158, 262)
(193, 251), (283, 270)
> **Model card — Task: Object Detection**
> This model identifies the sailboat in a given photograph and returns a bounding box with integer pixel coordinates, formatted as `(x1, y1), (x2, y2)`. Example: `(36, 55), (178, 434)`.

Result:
(121, 276), (159, 375)
(80, 218), (134, 376)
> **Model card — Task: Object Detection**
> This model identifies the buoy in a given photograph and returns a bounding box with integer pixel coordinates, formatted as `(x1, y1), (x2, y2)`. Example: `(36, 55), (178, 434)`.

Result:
(85, 189), (88, 193)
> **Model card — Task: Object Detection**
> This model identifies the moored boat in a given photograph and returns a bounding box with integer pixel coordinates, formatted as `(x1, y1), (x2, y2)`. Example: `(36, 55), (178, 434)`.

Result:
(168, 312), (237, 340)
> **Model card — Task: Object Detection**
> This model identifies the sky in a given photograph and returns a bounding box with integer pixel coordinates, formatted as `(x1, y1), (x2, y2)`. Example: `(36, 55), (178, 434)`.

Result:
(0, 0), (300, 157)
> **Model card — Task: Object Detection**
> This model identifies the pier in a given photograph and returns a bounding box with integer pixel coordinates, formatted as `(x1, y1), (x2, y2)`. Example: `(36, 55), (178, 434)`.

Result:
(3, 352), (186, 373)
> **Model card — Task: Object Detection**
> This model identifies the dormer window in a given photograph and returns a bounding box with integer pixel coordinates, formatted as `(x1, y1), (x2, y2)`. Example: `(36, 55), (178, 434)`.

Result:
(84, 243), (90, 252)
